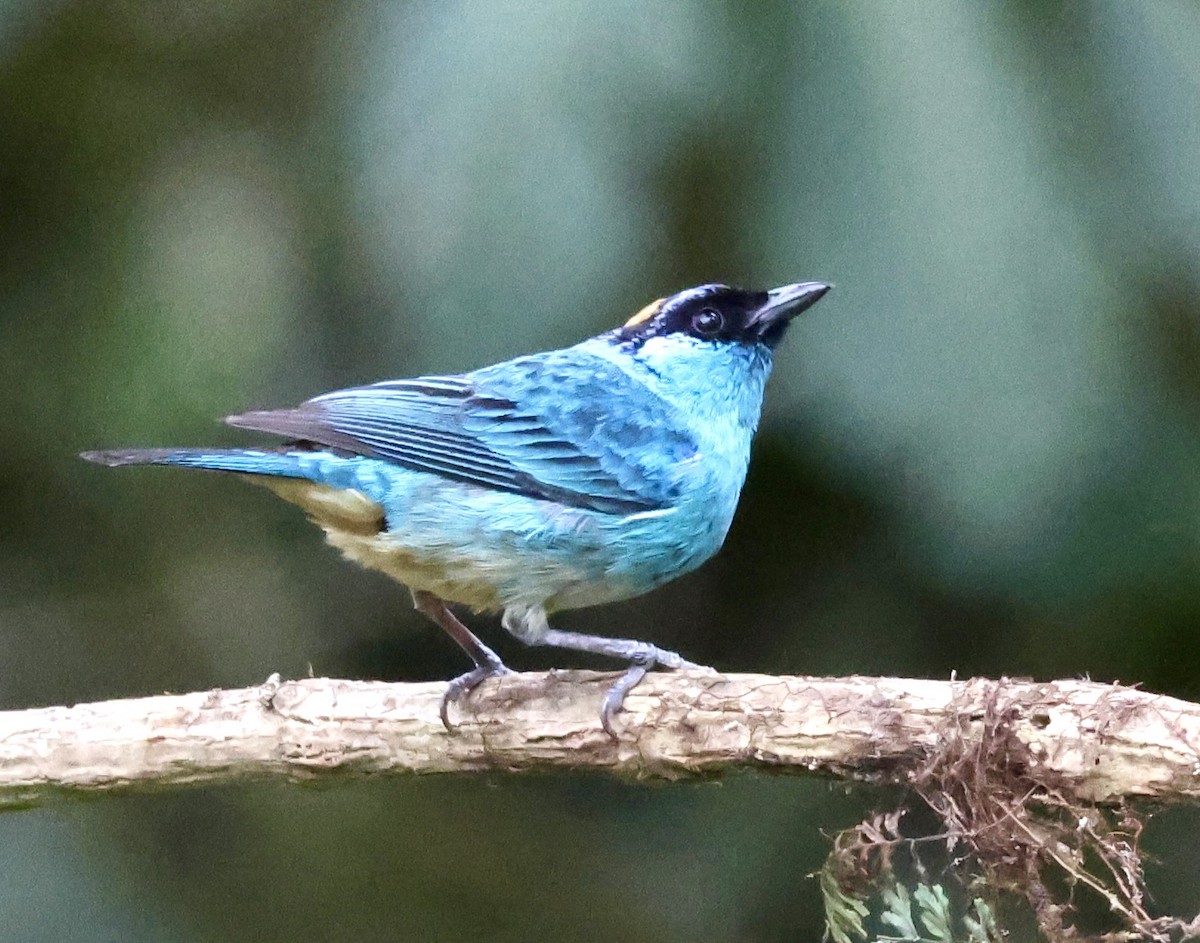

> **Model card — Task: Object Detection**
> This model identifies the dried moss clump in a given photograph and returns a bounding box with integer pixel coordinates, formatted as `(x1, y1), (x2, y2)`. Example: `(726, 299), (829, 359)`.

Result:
(821, 682), (1200, 942)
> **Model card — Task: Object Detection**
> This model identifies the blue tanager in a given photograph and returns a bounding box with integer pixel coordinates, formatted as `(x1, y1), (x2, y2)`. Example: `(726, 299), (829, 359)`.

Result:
(84, 281), (831, 735)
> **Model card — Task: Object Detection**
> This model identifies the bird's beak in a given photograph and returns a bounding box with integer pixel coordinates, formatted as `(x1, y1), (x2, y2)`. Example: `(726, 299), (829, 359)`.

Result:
(750, 281), (832, 343)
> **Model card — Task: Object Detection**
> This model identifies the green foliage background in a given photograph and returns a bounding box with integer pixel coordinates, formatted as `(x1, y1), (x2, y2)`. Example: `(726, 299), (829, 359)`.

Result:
(2, 2), (1200, 939)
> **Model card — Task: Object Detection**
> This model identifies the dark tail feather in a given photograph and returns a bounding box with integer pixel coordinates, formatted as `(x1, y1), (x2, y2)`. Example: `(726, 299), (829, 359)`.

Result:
(81, 448), (184, 467)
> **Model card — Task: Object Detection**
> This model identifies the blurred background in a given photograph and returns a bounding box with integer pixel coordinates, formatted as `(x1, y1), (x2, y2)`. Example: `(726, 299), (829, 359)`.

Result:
(3, 1), (1200, 939)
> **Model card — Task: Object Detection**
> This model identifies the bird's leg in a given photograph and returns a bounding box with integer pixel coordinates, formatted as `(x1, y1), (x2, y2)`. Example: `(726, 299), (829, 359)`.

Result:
(502, 607), (711, 737)
(412, 590), (510, 729)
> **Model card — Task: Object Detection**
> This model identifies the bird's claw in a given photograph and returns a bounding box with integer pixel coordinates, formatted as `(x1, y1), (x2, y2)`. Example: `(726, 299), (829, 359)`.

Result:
(673, 657), (716, 673)
(601, 661), (649, 739)
(440, 663), (512, 731)
(600, 651), (715, 739)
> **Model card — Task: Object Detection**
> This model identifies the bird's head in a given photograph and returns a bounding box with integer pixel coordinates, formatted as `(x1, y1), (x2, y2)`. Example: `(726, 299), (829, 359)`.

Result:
(613, 281), (831, 351)
(600, 281), (831, 428)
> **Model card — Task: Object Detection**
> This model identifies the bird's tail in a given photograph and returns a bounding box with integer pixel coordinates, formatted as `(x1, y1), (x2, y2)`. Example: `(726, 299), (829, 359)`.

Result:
(80, 448), (315, 479)
(84, 447), (390, 534)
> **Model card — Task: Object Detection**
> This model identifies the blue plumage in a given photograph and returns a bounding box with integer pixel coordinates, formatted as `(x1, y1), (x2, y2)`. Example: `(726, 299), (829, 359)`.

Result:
(83, 281), (831, 734)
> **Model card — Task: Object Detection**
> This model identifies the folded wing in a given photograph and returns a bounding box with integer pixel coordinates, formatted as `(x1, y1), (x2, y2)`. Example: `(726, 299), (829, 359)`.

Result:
(226, 352), (697, 515)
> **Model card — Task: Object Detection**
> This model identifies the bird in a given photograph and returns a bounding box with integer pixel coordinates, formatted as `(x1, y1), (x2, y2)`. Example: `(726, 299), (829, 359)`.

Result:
(83, 281), (831, 735)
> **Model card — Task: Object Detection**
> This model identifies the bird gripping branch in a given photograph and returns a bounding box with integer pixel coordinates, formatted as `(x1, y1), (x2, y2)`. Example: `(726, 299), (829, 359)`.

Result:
(83, 281), (832, 735)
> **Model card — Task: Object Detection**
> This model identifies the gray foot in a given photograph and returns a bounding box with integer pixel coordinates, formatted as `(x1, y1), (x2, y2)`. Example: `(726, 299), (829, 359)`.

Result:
(539, 629), (711, 738)
(440, 662), (512, 730)
(499, 607), (712, 737)
(412, 590), (512, 730)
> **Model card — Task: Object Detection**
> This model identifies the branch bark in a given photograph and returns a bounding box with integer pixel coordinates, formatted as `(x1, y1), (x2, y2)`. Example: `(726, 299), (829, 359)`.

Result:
(0, 672), (1197, 808)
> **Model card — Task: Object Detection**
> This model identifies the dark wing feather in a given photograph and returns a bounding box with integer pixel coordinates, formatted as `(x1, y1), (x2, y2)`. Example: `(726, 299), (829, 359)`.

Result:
(226, 354), (697, 514)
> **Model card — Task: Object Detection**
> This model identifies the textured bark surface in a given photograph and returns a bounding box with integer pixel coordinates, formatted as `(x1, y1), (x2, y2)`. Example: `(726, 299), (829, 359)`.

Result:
(0, 672), (1197, 807)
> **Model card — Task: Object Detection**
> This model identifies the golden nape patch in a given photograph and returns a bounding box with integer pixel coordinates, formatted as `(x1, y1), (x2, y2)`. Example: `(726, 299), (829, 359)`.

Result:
(623, 297), (665, 328)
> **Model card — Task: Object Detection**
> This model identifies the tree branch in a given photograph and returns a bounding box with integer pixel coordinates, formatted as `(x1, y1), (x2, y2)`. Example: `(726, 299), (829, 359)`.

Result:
(0, 672), (1197, 808)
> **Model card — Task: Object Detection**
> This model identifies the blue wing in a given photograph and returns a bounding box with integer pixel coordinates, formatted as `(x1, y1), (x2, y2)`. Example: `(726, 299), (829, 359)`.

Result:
(225, 351), (698, 515)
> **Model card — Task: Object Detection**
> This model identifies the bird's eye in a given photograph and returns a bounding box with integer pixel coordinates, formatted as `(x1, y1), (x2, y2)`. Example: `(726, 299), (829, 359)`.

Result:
(692, 308), (724, 335)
